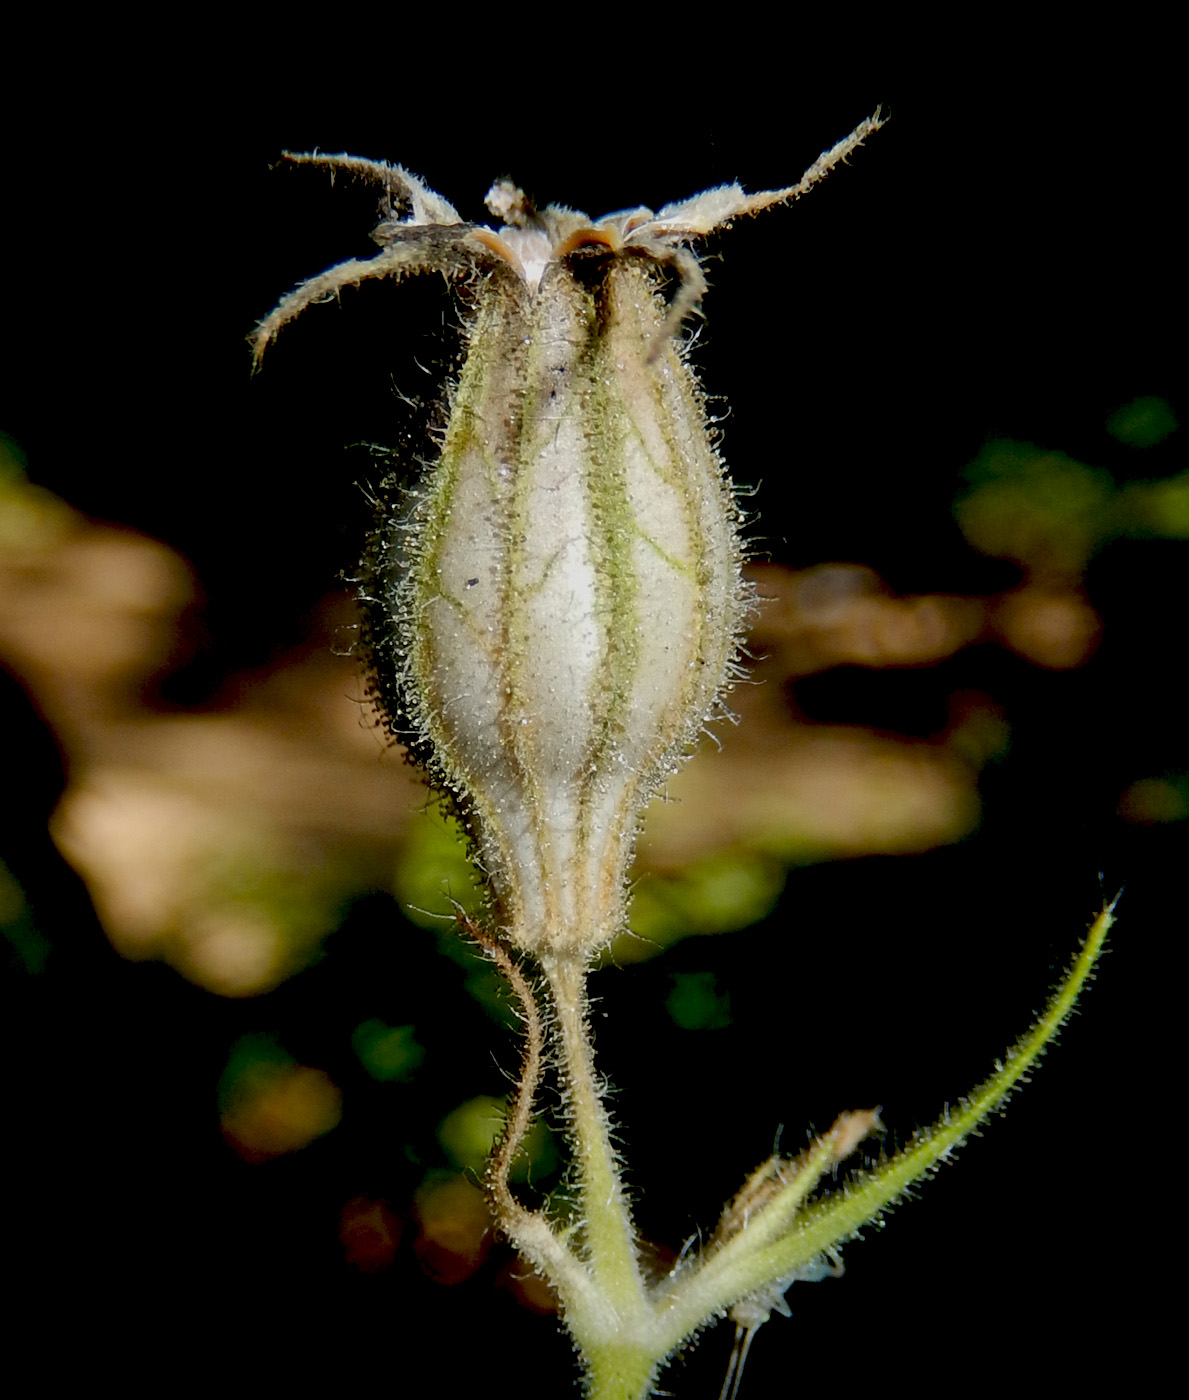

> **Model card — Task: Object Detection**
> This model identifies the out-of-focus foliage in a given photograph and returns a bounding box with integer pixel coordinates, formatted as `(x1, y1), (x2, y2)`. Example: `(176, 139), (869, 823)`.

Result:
(957, 443), (1117, 575)
(956, 398), (1185, 577)
(665, 970), (733, 1031)
(393, 808), (485, 930)
(1118, 773), (1189, 824)
(437, 1094), (558, 1182)
(1106, 395), (1178, 451)
(219, 1032), (343, 1163)
(352, 1018), (426, 1083)
(0, 858), (51, 975)
(619, 853), (786, 963)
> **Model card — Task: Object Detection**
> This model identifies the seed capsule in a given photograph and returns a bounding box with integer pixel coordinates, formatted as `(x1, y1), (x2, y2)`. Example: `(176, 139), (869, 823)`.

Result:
(251, 117), (883, 959)
(394, 237), (745, 958)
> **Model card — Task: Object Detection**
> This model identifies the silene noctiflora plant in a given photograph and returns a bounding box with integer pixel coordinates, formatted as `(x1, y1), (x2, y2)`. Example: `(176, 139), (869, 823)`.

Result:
(251, 114), (1115, 1400)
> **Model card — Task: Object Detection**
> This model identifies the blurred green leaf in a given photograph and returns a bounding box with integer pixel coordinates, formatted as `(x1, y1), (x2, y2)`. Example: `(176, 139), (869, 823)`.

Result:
(956, 441), (1114, 574)
(352, 1019), (426, 1082)
(393, 808), (483, 929)
(0, 860), (51, 975)
(622, 851), (785, 959)
(438, 1094), (558, 1181)
(666, 971), (732, 1031)
(1106, 395), (1177, 448)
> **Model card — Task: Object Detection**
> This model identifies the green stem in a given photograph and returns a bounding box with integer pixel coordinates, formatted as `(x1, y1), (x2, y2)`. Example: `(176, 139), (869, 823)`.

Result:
(542, 953), (645, 1312)
(582, 1345), (660, 1400)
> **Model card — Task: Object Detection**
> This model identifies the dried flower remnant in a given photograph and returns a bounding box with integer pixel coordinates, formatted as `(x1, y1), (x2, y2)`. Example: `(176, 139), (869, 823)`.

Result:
(712, 1110), (882, 1400)
(253, 114), (1114, 1400)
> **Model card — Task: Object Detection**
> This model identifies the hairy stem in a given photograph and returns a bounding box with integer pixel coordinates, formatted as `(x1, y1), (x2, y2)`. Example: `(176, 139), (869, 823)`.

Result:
(541, 953), (646, 1316)
(463, 917), (590, 1302)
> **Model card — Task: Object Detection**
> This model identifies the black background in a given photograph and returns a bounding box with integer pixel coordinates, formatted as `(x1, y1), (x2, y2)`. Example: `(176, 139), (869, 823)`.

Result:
(5, 44), (1179, 1394)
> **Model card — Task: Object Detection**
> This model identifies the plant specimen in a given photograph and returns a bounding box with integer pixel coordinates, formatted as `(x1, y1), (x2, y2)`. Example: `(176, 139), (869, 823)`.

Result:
(251, 114), (1113, 1399)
